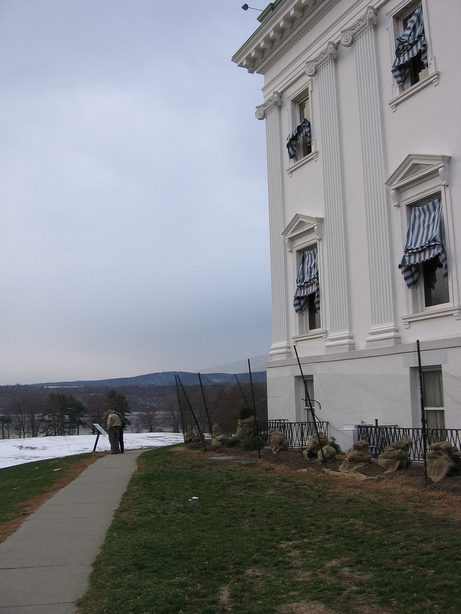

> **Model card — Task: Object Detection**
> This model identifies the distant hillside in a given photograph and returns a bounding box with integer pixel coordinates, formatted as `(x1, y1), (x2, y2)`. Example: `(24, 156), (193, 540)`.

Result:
(39, 370), (266, 389)
(200, 354), (268, 375)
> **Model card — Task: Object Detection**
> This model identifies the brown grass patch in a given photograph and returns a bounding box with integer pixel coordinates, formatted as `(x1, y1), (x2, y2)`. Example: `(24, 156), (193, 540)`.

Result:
(0, 454), (100, 543)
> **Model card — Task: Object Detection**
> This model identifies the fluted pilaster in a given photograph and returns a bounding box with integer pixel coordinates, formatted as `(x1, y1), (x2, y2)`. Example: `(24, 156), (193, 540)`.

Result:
(353, 15), (400, 346)
(316, 52), (354, 351)
(257, 94), (291, 359)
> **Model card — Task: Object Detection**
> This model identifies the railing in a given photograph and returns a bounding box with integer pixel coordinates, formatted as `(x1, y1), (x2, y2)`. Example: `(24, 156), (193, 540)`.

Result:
(258, 420), (329, 449)
(357, 425), (461, 462)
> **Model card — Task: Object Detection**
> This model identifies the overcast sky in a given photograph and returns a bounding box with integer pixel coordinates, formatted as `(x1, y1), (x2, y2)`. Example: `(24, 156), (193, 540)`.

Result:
(0, 0), (272, 385)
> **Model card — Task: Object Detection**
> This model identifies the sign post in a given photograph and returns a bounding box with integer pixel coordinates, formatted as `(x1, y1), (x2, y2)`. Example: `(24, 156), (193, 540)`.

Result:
(92, 423), (108, 452)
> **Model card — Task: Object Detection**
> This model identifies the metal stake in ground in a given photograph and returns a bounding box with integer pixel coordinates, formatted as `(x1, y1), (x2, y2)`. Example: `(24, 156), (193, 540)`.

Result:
(294, 345), (327, 467)
(175, 375), (186, 441)
(176, 375), (207, 452)
(248, 358), (261, 459)
(235, 374), (250, 407)
(417, 340), (429, 486)
(198, 373), (213, 437)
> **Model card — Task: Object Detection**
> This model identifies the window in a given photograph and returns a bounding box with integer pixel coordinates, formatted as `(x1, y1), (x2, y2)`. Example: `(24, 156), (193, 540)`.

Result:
(388, 2), (439, 110)
(399, 196), (449, 309)
(422, 257), (449, 307)
(391, 3), (428, 90)
(286, 91), (312, 161)
(422, 367), (445, 430)
(282, 214), (324, 337)
(294, 246), (321, 332)
(386, 154), (458, 325)
(296, 375), (315, 422)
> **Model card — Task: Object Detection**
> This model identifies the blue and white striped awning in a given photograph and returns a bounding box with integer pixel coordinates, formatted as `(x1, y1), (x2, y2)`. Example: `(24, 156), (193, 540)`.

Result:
(286, 118), (311, 160)
(293, 248), (320, 313)
(399, 197), (447, 288)
(391, 4), (428, 86)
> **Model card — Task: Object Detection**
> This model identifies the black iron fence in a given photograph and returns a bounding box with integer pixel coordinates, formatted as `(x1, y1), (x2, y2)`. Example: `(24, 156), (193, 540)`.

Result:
(357, 425), (461, 462)
(257, 421), (461, 461)
(258, 420), (329, 449)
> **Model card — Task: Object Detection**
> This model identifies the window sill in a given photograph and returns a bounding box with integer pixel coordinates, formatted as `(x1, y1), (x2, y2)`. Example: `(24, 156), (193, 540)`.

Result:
(389, 71), (440, 112)
(293, 329), (326, 342)
(287, 149), (318, 177)
(401, 303), (461, 328)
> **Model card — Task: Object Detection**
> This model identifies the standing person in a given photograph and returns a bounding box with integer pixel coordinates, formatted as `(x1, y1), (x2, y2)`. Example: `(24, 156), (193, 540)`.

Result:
(106, 410), (122, 454)
(115, 412), (125, 453)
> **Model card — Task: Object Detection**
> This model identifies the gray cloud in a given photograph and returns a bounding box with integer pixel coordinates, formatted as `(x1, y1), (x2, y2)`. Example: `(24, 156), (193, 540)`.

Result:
(0, 0), (271, 384)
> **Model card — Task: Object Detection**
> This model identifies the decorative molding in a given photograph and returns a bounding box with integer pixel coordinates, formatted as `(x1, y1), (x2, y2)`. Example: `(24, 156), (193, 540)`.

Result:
(232, 0), (335, 75)
(385, 154), (451, 202)
(282, 214), (323, 252)
(305, 41), (338, 77)
(439, 166), (449, 187)
(340, 6), (378, 47)
(255, 91), (282, 120)
(389, 71), (440, 112)
(287, 147), (318, 176)
(324, 331), (355, 352)
(402, 305), (461, 328)
(365, 325), (401, 347)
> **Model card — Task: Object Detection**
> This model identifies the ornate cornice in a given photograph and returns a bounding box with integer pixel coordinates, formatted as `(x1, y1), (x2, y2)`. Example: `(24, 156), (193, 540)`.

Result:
(255, 91), (282, 120)
(232, 0), (339, 75)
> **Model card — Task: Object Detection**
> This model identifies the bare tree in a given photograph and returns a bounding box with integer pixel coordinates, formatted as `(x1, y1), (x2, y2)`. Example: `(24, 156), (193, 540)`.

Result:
(81, 393), (108, 429)
(163, 394), (182, 433)
(0, 415), (12, 439)
(135, 406), (160, 432)
(9, 390), (45, 437)
(212, 382), (267, 434)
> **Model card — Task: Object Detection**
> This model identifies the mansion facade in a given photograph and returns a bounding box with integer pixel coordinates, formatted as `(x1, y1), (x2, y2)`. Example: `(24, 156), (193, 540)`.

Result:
(233, 0), (461, 449)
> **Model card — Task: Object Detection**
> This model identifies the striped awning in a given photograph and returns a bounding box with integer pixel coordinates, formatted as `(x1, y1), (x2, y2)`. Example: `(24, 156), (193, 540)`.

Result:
(293, 248), (320, 313)
(286, 118), (311, 160)
(391, 4), (428, 86)
(399, 198), (447, 288)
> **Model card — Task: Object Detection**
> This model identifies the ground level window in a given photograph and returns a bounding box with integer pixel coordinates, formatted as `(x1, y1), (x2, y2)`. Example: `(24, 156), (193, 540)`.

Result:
(296, 375), (315, 422)
(423, 367), (445, 430)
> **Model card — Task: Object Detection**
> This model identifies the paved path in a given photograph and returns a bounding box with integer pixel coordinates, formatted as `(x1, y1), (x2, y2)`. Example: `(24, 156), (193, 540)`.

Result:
(0, 450), (143, 614)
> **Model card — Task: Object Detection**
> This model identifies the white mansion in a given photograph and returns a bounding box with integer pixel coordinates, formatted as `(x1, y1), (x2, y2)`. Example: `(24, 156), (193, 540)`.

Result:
(233, 0), (461, 448)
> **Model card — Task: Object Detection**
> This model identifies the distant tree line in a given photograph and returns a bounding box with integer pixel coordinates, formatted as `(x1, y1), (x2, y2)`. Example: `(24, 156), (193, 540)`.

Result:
(0, 380), (267, 439)
(0, 389), (132, 439)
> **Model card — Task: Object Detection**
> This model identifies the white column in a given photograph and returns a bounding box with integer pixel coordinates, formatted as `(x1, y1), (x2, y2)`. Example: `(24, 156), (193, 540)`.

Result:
(256, 94), (291, 360)
(343, 8), (400, 346)
(307, 44), (354, 351)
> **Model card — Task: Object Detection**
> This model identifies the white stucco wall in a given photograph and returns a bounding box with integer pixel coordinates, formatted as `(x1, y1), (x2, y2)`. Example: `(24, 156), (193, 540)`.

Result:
(234, 0), (461, 434)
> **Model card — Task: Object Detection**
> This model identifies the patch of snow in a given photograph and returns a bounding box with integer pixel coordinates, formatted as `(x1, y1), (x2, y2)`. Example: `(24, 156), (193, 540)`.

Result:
(0, 433), (184, 470)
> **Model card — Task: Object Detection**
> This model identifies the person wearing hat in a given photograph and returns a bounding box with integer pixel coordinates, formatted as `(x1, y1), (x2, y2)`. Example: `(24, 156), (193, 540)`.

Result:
(106, 409), (122, 454)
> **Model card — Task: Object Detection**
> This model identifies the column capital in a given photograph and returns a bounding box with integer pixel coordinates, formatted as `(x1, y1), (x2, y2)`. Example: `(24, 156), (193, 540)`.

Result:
(340, 6), (378, 48)
(255, 91), (282, 120)
(305, 42), (338, 77)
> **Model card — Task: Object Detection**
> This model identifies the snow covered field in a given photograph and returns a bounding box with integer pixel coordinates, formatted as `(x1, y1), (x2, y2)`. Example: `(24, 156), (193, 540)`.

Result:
(0, 432), (184, 470)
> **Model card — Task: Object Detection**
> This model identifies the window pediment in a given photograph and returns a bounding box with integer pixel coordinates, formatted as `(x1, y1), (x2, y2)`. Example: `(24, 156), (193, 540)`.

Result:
(282, 214), (323, 251)
(385, 154), (450, 206)
(386, 154), (450, 190)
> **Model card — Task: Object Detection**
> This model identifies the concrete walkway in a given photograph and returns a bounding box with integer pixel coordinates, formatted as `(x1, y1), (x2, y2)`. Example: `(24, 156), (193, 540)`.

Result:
(0, 450), (143, 614)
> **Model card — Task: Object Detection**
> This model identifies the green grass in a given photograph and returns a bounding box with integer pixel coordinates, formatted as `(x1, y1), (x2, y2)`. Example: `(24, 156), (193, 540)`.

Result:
(0, 454), (97, 530)
(76, 447), (461, 614)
